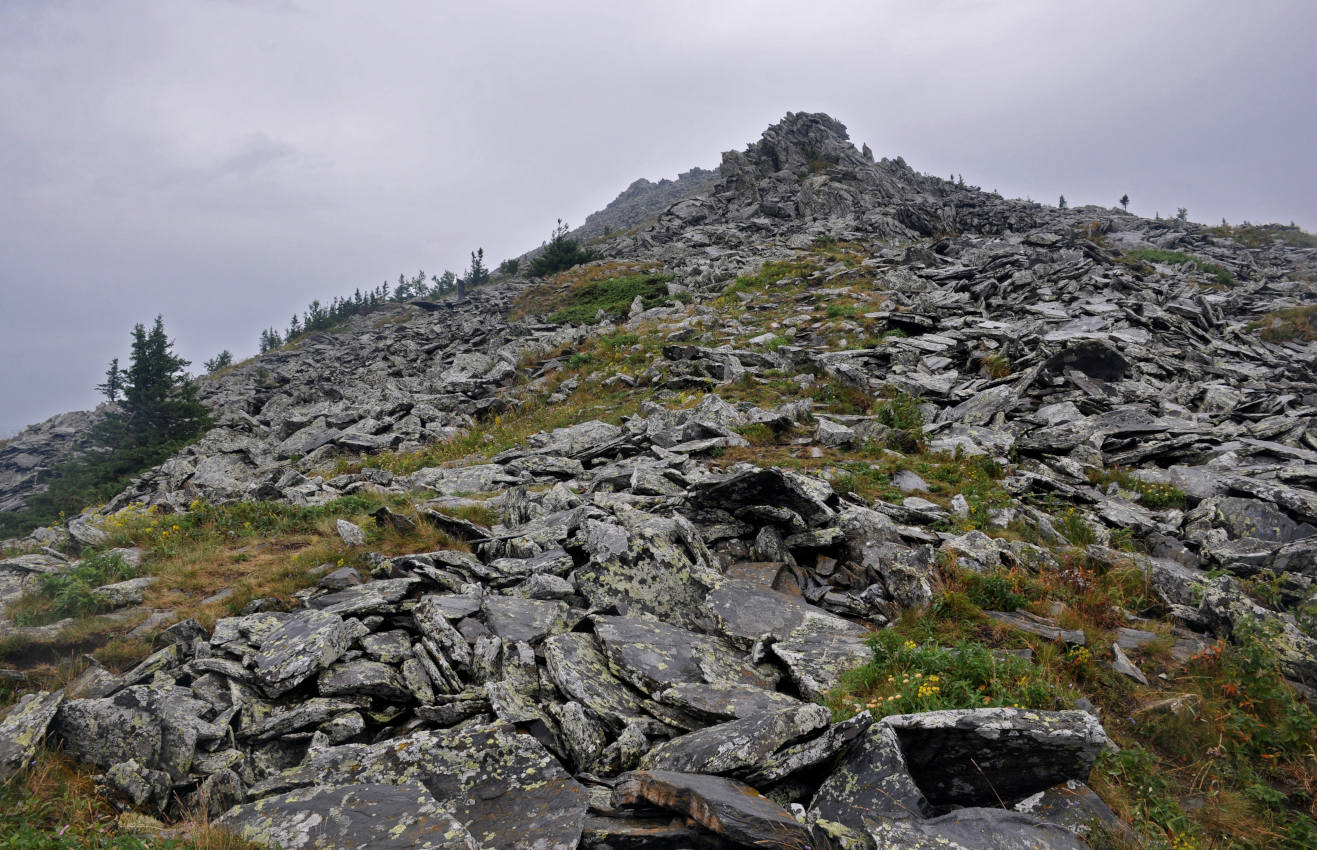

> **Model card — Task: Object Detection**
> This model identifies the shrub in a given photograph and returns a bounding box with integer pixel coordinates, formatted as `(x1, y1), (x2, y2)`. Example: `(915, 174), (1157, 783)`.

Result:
(529, 219), (597, 278)
(546, 273), (674, 325)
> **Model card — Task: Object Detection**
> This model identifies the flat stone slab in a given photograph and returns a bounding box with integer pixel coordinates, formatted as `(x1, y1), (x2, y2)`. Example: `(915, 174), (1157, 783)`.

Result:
(864, 808), (1087, 850)
(542, 632), (650, 731)
(592, 615), (770, 696)
(884, 708), (1112, 807)
(768, 614), (872, 701)
(482, 596), (573, 644)
(639, 704), (831, 775)
(811, 722), (930, 829)
(218, 781), (480, 849)
(654, 682), (803, 721)
(249, 609), (367, 697)
(262, 723), (588, 850)
(614, 770), (812, 850)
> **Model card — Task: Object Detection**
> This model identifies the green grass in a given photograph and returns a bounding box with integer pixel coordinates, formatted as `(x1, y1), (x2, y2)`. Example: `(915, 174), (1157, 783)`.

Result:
(1249, 305), (1317, 343)
(831, 631), (1065, 719)
(1208, 222), (1317, 250)
(546, 272), (677, 324)
(1090, 468), (1190, 510)
(1124, 249), (1234, 286)
(9, 552), (142, 626)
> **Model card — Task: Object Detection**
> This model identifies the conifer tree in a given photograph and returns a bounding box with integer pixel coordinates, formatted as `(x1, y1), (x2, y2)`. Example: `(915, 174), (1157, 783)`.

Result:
(1059, 195), (1068, 210)
(1119, 194), (1130, 211)
(96, 358), (123, 403)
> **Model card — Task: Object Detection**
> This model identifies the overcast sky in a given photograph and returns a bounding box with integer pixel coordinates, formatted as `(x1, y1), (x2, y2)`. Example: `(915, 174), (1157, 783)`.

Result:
(2, 0), (1314, 435)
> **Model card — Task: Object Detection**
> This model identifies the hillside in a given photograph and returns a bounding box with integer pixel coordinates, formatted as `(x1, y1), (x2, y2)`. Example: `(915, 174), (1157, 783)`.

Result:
(1, 112), (1315, 849)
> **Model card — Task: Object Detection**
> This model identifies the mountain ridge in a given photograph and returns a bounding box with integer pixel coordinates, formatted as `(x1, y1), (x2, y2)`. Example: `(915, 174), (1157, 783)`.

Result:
(1, 111), (1315, 849)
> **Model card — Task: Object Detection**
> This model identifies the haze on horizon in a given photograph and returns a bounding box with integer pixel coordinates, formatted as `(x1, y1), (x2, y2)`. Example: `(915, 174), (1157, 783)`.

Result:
(2, 0), (1314, 436)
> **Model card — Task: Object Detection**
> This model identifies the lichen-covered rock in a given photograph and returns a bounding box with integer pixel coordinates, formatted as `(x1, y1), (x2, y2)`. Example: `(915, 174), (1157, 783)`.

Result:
(248, 609), (368, 697)
(811, 722), (930, 829)
(218, 782), (480, 849)
(575, 508), (718, 630)
(542, 632), (651, 731)
(0, 689), (63, 781)
(256, 723), (588, 850)
(481, 596), (573, 644)
(864, 808), (1089, 850)
(654, 682), (803, 721)
(593, 614), (771, 696)
(639, 704), (831, 776)
(53, 694), (163, 770)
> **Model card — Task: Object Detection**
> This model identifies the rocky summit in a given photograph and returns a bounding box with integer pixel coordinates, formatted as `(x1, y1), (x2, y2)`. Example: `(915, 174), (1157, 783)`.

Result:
(1, 112), (1316, 849)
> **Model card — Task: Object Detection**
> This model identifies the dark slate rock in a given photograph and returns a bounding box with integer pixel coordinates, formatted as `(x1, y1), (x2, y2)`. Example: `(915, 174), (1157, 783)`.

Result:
(249, 609), (368, 697)
(482, 596), (573, 644)
(984, 610), (1086, 646)
(614, 770), (812, 850)
(151, 617), (209, 650)
(262, 723), (588, 850)
(218, 781), (480, 849)
(638, 704), (831, 775)
(241, 698), (361, 741)
(593, 614), (771, 696)
(318, 659), (411, 701)
(768, 613), (873, 701)
(745, 709), (874, 786)
(542, 632), (650, 732)
(53, 693), (162, 770)
(886, 708), (1112, 807)
(692, 467), (836, 528)
(811, 722), (930, 830)
(654, 682), (803, 721)
(575, 509), (717, 630)
(579, 815), (702, 850)
(1015, 779), (1134, 843)
(864, 808), (1088, 849)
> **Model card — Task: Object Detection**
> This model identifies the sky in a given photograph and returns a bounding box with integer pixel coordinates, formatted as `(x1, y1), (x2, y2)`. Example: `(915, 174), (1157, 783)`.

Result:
(2, 0), (1315, 435)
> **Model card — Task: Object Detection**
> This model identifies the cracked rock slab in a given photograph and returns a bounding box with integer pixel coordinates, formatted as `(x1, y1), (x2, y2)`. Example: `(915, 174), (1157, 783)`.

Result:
(218, 781), (480, 849)
(614, 770), (812, 850)
(260, 723), (588, 850)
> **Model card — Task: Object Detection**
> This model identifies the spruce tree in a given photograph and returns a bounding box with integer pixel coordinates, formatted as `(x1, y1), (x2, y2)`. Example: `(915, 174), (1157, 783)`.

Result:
(115, 316), (209, 449)
(1119, 194), (1130, 211)
(96, 358), (124, 403)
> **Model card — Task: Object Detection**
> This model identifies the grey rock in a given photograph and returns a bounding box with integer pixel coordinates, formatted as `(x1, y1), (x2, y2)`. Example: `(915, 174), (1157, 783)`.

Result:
(613, 770), (812, 850)
(864, 808), (1088, 850)
(811, 722), (931, 829)
(219, 782), (480, 849)
(639, 704), (831, 775)
(249, 609), (367, 697)
(593, 614), (770, 696)
(884, 708), (1112, 807)
(0, 689), (64, 781)
(261, 723), (588, 850)
(482, 596), (572, 644)
(335, 518), (366, 546)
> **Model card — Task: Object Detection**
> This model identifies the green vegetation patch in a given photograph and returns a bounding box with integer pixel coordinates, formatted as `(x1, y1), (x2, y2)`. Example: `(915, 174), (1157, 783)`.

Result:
(832, 631), (1065, 718)
(1124, 249), (1234, 286)
(9, 552), (141, 627)
(1089, 468), (1189, 510)
(1249, 305), (1317, 343)
(1208, 222), (1317, 250)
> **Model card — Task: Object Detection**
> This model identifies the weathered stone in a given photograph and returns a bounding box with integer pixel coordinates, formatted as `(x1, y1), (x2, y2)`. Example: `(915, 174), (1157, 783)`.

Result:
(318, 659), (411, 701)
(811, 722), (930, 829)
(614, 770), (812, 850)
(262, 723), (588, 850)
(103, 759), (171, 810)
(0, 689), (63, 781)
(219, 782), (480, 849)
(639, 704), (831, 775)
(864, 808), (1088, 850)
(482, 595), (573, 644)
(593, 614), (771, 696)
(654, 682), (803, 721)
(542, 632), (650, 731)
(885, 708), (1112, 807)
(249, 609), (367, 697)
(335, 518), (366, 546)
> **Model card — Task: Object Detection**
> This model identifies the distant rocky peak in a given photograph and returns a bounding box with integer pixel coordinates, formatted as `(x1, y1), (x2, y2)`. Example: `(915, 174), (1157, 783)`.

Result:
(725, 111), (863, 179)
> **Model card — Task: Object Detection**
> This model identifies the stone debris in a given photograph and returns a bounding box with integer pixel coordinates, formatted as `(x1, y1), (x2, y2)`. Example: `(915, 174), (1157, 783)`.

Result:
(3, 109), (1316, 847)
